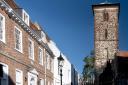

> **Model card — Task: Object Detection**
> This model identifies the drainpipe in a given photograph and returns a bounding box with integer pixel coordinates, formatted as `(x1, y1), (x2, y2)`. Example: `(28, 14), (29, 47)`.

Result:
(45, 49), (47, 85)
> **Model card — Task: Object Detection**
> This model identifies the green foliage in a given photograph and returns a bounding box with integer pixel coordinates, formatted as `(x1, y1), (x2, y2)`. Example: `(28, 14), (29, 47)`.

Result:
(82, 50), (95, 81)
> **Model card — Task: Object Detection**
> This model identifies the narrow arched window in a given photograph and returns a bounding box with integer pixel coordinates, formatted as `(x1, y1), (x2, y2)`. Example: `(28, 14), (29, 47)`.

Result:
(103, 11), (109, 21)
(105, 29), (108, 39)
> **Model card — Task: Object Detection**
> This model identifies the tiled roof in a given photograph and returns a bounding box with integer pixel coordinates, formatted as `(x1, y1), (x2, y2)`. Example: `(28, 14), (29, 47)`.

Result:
(4, 0), (19, 9)
(116, 51), (128, 57)
(30, 21), (39, 30)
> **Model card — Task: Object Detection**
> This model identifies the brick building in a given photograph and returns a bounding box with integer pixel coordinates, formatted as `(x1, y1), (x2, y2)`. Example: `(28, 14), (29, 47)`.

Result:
(0, 0), (54, 85)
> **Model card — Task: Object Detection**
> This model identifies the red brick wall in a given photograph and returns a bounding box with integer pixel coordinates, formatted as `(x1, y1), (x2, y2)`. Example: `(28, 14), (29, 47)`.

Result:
(0, 5), (53, 85)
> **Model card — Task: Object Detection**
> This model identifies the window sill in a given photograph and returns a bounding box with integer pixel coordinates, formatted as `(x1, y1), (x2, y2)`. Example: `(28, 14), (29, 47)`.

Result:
(39, 63), (43, 66)
(14, 48), (23, 54)
(0, 39), (6, 44)
(29, 57), (34, 61)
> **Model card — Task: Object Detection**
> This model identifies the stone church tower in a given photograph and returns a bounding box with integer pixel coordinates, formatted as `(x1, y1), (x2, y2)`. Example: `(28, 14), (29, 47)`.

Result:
(92, 3), (120, 74)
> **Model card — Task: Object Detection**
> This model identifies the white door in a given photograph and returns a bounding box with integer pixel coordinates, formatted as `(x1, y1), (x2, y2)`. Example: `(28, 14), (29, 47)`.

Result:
(28, 72), (37, 85)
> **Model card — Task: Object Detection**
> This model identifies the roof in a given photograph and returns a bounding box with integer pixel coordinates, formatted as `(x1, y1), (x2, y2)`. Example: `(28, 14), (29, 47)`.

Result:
(4, 0), (20, 9)
(4, 0), (52, 41)
(4, 0), (40, 30)
(92, 3), (120, 8)
(92, 2), (120, 17)
(30, 21), (39, 30)
(100, 1), (111, 5)
(116, 51), (128, 57)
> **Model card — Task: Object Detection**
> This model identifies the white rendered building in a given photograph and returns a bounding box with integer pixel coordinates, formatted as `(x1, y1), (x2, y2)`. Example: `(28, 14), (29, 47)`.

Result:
(48, 40), (72, 85)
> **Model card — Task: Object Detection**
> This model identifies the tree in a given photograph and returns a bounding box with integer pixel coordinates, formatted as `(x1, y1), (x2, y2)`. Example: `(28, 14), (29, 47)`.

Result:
(82, 50), (95, 85)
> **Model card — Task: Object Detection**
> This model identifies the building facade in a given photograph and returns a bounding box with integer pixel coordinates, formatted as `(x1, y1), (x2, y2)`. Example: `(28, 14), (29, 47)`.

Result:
(93, 3), (120, 74)
(92, 2), (128, 85)
(92, 2), (120, 84)
(48, 40), (81, 85)
(0, 0), (80, 85)
(47, 40), (72, 85)
(71, 64), (79, 85)
(62, 55), (72, 85)
(0, 0), (54, 85)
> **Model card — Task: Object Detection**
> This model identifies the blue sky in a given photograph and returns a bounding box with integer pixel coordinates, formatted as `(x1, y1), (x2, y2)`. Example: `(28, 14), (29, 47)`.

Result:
(15, 0), (128, 73)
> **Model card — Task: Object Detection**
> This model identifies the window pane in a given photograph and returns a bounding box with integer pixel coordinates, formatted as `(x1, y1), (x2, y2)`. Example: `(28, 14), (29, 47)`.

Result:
(15, 28), (22, 51)
(0, 15), (3, 40)
(40, 79), (44, 85)
(39, 48), (43, 65)
(23, 11), (29, 26)
(29, 41), (31, 57)
(1, 79), (7, 85)
(46, 52), (50, 69)
(3, 65), (8, 79)
(16, 70), (22, 85)
(29, 39), (34, 60)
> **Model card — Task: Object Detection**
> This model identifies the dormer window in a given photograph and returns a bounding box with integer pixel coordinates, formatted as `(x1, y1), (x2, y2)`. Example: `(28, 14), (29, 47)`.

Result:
(41, 31), (47, 43)
(41, 31), (45, 38)
(22, 10), (29, 26)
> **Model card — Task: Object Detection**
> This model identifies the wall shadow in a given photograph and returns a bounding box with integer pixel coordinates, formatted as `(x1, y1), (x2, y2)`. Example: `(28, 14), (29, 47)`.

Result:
(0, 64), (15, 85)
(99, 61), (114, 85)
(115, 57), (128, 85)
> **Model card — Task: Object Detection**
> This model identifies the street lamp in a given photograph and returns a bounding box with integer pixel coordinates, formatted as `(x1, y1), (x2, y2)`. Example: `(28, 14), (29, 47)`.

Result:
(58, 53), (64, 85)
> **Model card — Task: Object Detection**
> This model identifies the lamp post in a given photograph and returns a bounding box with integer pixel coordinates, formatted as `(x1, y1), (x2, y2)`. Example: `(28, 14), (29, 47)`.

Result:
(58, 53), (64, 85)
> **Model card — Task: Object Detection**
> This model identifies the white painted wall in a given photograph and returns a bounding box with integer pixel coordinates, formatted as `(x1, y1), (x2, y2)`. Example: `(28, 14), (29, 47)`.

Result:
(62, 54), (71, 85)
(48, 40), (71, 85)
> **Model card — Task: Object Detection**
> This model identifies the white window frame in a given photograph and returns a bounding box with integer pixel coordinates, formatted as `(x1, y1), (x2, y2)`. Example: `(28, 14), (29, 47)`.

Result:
(28, 72), (37, 85)
(51, 82), (53, 85)
(14, 26), (23, 53)
(51, 59), (54, 72)
(0, 62), (8, 85)
(28, 38), (34, 60)
(22, 9), (29, 26)
(47, 81), (50, 85)
(38, 47), (43, 65)
(46, 52), (50, 70)
(0, 13), (5, 43)
(39, 79), (44, 85)
(16, 69), (23, 85)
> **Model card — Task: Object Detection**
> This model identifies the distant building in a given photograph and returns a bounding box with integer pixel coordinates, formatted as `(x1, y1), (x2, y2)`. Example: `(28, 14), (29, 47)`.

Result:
(71, 64), (79, 85)
(48, 40), (72, 85)
(48, 40), (81, 85)
(47, 40), (61, 85)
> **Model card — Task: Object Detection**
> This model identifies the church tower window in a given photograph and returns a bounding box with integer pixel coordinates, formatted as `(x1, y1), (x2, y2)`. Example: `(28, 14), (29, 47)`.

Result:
(105, 29), (108, 39)
(103, 10), (109, 21)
